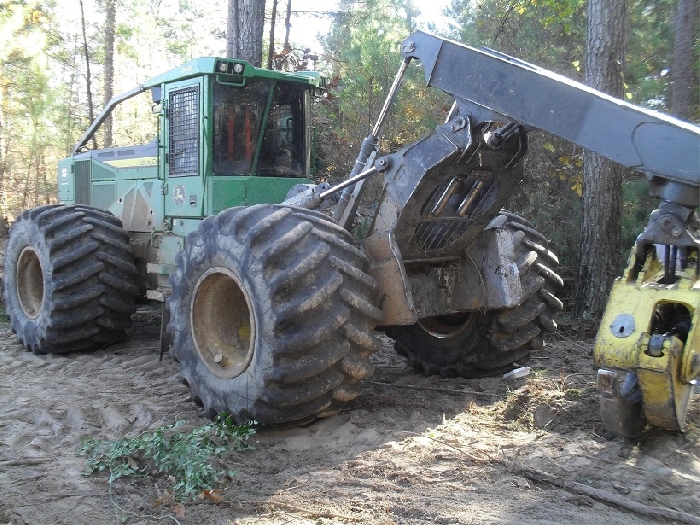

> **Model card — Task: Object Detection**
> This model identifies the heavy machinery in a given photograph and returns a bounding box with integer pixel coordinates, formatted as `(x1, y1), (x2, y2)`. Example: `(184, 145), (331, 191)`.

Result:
(3, 32), (698, 435)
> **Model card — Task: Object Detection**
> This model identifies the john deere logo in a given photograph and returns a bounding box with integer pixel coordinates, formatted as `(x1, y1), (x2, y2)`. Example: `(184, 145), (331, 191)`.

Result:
(174, 185), (186, 205)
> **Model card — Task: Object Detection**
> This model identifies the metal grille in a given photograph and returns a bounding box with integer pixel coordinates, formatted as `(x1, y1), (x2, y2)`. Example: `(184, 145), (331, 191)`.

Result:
(74, 160), (91, 204)
(409, 173), (498, 252)
(411, 220), (470, 252)
(168, 87), (199, 177)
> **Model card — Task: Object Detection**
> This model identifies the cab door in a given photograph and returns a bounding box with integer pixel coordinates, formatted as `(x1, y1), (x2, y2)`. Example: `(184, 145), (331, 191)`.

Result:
(163, 79), (205, 218)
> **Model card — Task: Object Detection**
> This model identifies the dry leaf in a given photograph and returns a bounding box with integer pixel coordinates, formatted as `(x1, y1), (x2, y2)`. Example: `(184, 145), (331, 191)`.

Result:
(200, 489), (225, 502)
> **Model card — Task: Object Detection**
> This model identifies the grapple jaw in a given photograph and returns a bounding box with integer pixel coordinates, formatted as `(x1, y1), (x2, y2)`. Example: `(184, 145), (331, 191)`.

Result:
(361, 113), (528, 325)
(366, 115), (526, 262)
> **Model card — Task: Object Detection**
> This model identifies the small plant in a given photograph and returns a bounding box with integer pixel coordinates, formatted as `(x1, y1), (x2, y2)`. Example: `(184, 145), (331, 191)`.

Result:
(0, 306), (9, 323)
(564, 388), (583, 399)
(79, 413), (256, 501)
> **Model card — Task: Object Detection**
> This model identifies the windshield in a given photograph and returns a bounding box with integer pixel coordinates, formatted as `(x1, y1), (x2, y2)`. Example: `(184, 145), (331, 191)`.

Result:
(213, 81), (268, 175)
(212, 80), (307, 177)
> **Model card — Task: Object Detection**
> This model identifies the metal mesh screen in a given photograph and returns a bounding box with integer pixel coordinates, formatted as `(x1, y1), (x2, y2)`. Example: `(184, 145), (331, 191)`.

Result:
(74, 160), (91, 204)
(168, 87), (199, 177)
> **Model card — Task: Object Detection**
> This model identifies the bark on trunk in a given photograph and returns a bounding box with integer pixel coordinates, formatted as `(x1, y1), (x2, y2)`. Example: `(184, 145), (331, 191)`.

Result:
(79, 0), (96, 149)
(226, 0), (265, 66)
(268, 0), (278, 69)
(671, 0), (698, 121)
(575, 0), (627, 319)
(103, 0), (116, 147)
(284, 0), (292, 47)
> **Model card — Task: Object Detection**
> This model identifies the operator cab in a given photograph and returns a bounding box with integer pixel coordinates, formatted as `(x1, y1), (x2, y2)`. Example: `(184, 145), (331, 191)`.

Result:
(59, 57), (325, 226)
(212, 81), (308, 177)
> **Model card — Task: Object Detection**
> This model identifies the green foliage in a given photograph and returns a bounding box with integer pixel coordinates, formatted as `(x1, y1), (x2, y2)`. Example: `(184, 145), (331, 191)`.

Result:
(626, 0), (676, 112)
(621, 175), (656, 250)
(444, 0), (696, 118)
(79, 414), (256, 501)
(0, 0), (229, 220)
(317, 0), (451, 183)
(0, 1), (65, 218)
(445, 0), (586, 74)
(506, 135), (656, 305)
(443, 0), (683, 309)
(506, 133), (584, 296)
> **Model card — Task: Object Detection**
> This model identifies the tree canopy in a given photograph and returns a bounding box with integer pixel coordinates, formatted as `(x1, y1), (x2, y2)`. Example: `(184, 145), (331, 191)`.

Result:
(1, 0), (696, 315)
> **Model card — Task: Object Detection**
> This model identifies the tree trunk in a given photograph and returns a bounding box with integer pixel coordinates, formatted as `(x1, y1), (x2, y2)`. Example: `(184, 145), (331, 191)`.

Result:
(284, 0), (292, 47)
(43, 154), (50, 204)
(0, 82), (7, 219)
(226, 0), (239, 59)
(79, 0), (96, 149)
(575, 0), (627, 319)
(103, 0), (116, 147)
(226, 0), (266, 66)
(21, 155), (32, 211)
(671, 0), (698, 121)
(267, 0), (278, 69)
(33, 151), (41, 207)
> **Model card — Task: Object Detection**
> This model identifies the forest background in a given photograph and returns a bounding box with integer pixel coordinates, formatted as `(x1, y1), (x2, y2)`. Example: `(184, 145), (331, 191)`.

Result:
(1, 0), (698, 307)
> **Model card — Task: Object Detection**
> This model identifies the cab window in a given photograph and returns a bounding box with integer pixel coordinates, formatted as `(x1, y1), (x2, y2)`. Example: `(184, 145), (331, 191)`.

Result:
(257, 84), (306, 177)
(212, 81), (269, 175)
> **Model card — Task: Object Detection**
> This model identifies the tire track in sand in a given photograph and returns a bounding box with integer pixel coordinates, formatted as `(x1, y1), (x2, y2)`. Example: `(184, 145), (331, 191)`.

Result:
(0, 307), (202, 524)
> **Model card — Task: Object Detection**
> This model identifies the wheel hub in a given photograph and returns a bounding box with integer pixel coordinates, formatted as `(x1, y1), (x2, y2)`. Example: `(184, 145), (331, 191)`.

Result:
(16, 247), (43, 320)
(191, 267), (255, 379)
(417, 313), (475, 340)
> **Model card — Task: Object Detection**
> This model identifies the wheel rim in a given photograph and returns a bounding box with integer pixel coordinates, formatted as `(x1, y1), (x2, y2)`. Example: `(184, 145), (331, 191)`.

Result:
(191, 267), (255, 379)
(417, 313), (475, 340)
(16, 247), (44, 320)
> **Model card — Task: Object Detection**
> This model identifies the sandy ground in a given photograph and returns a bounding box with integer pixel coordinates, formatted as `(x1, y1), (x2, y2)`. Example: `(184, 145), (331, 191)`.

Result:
(0, 304), (698, 525)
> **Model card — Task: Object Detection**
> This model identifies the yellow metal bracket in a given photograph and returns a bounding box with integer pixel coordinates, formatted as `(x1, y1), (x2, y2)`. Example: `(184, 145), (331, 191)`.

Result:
(595, 246), (699, 433)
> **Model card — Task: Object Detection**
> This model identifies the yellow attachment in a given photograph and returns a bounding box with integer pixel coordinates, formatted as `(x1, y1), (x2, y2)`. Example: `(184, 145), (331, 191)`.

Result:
(594, 246), (699, 432)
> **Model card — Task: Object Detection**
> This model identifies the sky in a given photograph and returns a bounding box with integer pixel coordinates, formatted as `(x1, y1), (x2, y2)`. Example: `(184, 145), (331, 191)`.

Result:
(284, 0), (453, 54)
(66, 0), (455, 80)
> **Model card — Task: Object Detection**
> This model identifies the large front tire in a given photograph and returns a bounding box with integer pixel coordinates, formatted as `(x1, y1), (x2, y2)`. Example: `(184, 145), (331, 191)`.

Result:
(386, 212), (563, 377)
(167, 204), (382, 426)
(3, 204), (138, 354)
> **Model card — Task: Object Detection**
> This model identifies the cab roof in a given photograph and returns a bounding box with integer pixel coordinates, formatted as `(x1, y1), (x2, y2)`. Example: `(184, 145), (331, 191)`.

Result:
(143, 57), (325, 89)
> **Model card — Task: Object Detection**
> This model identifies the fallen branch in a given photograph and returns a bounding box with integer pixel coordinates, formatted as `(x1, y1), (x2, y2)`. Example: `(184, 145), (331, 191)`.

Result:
(562, 372), (593, 385)
(371, 381), (501, 398)
(509, 463), (700, 525)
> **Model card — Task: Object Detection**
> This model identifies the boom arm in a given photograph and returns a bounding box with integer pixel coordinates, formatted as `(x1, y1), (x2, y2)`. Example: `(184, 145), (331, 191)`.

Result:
(400, 31), (699, 194)
(395, 32), (700, 437)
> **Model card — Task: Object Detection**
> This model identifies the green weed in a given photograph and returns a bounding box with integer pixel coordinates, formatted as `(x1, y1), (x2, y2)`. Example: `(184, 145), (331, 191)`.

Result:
(79, 413), (256, 501)
(0, 305), (9, 322)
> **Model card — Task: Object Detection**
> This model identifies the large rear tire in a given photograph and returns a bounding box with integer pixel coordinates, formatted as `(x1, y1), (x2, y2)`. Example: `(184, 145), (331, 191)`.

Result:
(3, 204), (138, 354)
(167, 204), (382, 426)
(386, 212), (563, 377)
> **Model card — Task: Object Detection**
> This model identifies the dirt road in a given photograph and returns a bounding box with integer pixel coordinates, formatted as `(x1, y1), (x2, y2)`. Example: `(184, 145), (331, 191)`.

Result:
(0, 305), (698, 524)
